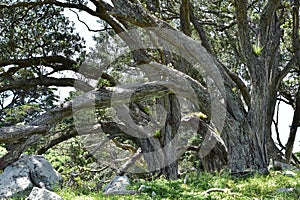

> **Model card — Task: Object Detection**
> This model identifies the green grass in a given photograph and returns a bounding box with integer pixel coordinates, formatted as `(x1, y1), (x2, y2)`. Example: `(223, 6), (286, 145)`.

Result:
(53, 170), (300, 200)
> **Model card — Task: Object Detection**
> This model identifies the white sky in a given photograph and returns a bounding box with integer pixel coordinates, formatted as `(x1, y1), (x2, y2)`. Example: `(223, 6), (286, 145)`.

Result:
(61, 3), (300, 153)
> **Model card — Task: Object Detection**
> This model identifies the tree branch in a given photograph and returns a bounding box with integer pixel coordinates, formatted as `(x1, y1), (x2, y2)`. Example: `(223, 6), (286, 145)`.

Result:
(0, 76), (93, 93)
(69, 9), (111, 32)
(0, 0), (97, 16)
(0, 56), (77, 77)
(234, 0), (256, 75)
(189, 5), (212, 53)
(180, 0), (191, 36)
(221, 64), (251, 107)
(258, 0), (281, 46)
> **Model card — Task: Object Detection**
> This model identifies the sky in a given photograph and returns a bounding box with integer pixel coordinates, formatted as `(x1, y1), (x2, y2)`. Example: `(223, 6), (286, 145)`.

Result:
(62, 3), (300, 153)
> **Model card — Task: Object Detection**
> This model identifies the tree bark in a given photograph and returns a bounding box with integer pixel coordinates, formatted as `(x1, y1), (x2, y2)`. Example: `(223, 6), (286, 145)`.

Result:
(285, 88), (300, 163)
(132, 94), (181, 179)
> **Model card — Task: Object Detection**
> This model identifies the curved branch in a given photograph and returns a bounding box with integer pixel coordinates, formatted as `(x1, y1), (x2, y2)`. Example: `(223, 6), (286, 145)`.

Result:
(0, 0), (97, 16)
(69, 9), (111, 32)
(190, 5), (212, 53)
(36, 128), (78, 155)
(0, 56), (77, 77)
(285, 86), (300, 163)
(0, 76), (93, 93)
(221, 64), (251, 107)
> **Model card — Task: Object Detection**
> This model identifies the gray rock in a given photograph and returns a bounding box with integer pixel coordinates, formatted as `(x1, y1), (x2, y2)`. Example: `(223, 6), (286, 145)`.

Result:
(282, 170), (296, 177)
(27, 155), (63, 190)
(0, 164), (33, 198)
(271, 161), (292, 171)
(151, 191), (157, 197)
(275, 187), (295, 193)
(26, 187), (62, 200)
(0, 154), (63, 198)
(138, 185), (152, 192)
(103, 176), (140, 195)
(103, 176), (130, 193)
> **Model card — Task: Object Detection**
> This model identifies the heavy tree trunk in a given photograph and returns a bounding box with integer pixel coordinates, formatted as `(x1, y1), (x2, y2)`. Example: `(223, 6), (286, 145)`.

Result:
(135, 94), (180, 179)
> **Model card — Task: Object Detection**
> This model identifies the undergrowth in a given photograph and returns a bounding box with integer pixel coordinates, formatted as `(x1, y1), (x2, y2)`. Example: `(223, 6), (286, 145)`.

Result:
(53, 170), (300, 200)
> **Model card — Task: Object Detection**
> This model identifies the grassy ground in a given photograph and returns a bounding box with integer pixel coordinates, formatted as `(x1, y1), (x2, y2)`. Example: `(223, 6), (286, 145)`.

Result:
(55, 170), (300, 200)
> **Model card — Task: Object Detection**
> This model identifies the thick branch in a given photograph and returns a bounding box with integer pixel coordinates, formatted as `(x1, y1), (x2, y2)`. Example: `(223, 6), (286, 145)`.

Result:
(180, 0), (191, 36)
(0, 125), (48, 143)
(234, 0), (256, 74)
(0, 76), (93, 93)
(0, 0), (97, 16)
(0, 56), (77, 77)
(258, 0), (281, 45)
(36, 128), (78, 155)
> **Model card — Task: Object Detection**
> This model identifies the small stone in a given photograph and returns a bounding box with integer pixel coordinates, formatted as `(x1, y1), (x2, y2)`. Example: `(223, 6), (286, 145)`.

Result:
(282, 170), (296, 177)
(275, 188), (294, 193)
(138, 185), (151, 192)
(151, 191), (156, 197)
(103, 176), (131, 195)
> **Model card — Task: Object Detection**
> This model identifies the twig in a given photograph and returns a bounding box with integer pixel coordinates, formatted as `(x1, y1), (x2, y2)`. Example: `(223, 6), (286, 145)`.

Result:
(117, 148), (142, 176)
(69, 9), (110, 32)
(202, 188), (234, 195)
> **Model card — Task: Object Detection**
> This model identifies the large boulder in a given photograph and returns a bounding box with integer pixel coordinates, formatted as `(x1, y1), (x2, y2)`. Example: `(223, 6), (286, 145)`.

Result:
(26, 187), (63, 200)
(0, 154), (63, 199)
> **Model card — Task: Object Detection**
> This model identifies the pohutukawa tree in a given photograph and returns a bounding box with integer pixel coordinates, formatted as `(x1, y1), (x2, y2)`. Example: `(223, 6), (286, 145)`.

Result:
(0, 0), (299, 178)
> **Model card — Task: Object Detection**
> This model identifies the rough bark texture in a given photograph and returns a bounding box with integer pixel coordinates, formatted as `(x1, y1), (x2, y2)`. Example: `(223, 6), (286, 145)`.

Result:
(130, 94), (181, 179)
(285, 88), (300, 163)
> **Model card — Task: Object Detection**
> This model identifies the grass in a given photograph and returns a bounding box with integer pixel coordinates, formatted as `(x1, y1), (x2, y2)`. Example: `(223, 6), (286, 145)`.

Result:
(53, 170), (300, 200)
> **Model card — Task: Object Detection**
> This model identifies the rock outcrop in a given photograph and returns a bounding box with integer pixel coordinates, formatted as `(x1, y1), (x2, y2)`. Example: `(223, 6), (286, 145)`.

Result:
(0, 154), (63, 199)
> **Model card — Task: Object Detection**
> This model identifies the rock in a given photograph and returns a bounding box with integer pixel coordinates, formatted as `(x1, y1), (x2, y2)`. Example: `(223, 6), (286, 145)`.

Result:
(275, 187), (295, 193)
(138, 185), (152, 192)
(26, 187), (62, 200)
(0, 154), (63, 198)
(103, 176), (130, 193)
(27, 155), (63, 190)
(151, 191), (157, 197)
(103, 176), (139, 195)
(282, 170), (296, 177)
(0, 163), (33, 198)
(270, 161), (292, 171)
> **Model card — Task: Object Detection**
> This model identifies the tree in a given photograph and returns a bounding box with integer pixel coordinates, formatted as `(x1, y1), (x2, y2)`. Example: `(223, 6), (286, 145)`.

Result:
(0, 0), (299, 178)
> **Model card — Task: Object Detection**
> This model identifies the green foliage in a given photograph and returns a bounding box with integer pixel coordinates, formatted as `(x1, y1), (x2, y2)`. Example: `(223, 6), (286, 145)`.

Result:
(44, 137), (95, 181)
(97, 78), (111, 88)
(154, 129), (162, 138)
(252, 44), (264, 56)
(53, 170), (300, 200)
(0, 1), (85, 60)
